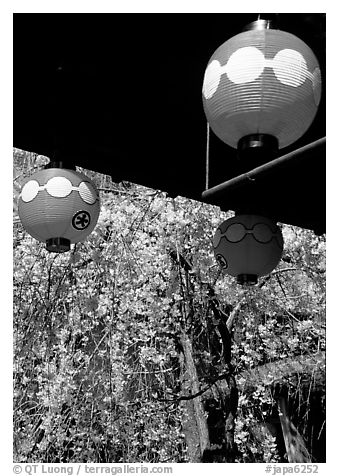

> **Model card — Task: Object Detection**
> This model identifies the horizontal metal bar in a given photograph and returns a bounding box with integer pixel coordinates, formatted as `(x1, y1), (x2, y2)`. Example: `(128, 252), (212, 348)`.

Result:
(202, 137), (326, 202)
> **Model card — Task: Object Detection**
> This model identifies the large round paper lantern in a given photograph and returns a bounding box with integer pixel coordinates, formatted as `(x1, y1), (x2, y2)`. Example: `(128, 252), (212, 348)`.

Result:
(213, 214), (283, 285)
(18, 167), (100, 252)
(202, 24), (321, 150)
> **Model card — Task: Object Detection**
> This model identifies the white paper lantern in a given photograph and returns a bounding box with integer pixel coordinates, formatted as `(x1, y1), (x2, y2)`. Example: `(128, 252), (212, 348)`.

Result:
(202, 27), (321, 149)
(18, 167), (100, 252)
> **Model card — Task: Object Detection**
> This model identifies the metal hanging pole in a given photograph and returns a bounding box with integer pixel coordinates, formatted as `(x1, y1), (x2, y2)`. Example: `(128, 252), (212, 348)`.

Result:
(202, 137), (326, 202)
(205, 122), (210, 191)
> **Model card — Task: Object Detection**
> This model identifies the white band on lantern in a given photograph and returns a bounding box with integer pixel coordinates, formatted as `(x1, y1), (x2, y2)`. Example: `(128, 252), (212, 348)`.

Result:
(20, 176), (98, 205)
(203, 47), (320, 104)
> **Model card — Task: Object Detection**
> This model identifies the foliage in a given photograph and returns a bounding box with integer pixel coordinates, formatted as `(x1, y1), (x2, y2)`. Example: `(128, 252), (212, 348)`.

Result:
(13, 152), (325, 463)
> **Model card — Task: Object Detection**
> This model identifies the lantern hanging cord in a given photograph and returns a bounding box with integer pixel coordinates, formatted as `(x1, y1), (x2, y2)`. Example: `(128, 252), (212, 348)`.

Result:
(205, 121), (210, 191)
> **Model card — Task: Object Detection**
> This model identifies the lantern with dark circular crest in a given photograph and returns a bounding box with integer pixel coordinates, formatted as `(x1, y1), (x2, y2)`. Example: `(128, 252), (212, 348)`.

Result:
(213, 214), (284, 285)
(18, 164), (100, 253)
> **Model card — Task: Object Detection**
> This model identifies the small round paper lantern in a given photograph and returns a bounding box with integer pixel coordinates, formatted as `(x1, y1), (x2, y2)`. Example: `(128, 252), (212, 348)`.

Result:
(213, 214), (283, 285)
(18, 167), (100, 252)
(202, 23), (321, 150)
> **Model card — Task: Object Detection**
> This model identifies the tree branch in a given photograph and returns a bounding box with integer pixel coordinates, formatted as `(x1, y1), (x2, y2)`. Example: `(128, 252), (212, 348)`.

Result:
(159, 370), (231, 403)
(226, 297), (245, 333)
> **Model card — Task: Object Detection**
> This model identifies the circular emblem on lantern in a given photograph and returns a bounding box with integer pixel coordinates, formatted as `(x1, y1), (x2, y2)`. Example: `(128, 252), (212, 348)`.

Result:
(72, 210), (91, 230)
(213, 214), (283, 284)
(216, 254), (228, 269)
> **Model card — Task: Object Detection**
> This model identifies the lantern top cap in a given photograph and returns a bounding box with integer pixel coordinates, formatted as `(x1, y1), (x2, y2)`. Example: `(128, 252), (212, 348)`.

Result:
(45, 160), (76, 170)
(243, 19), (276, 31)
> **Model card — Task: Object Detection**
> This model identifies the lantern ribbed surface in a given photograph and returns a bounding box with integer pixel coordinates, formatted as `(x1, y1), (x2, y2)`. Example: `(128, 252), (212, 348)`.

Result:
(202, 29), (321, 149)
(18, 168), (100, 246)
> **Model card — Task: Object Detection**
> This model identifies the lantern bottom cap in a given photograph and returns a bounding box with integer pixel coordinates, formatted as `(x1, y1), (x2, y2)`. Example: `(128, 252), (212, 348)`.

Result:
(237, 134), (278, 163)
(237, 273), (258, 286)
(46, 237), (71, 253)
